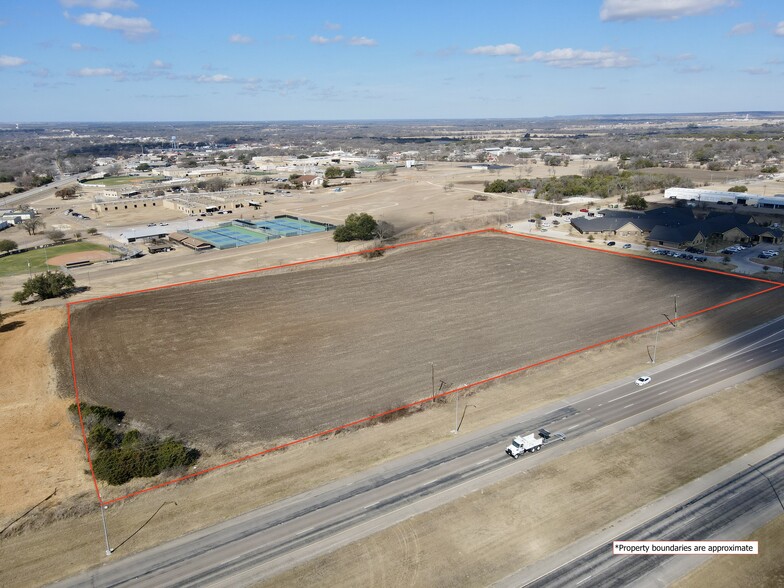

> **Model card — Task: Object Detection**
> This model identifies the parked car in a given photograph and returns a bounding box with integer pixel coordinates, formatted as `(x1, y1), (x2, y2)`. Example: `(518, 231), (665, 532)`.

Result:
(579, 208), (589, 213)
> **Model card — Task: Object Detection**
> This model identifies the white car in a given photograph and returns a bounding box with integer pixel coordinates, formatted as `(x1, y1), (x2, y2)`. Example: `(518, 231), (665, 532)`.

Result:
(635, 376), (652, 386)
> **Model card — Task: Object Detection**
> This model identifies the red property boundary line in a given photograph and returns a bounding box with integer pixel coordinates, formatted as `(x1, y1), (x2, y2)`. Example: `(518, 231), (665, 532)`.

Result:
(65, 228), (784, 505)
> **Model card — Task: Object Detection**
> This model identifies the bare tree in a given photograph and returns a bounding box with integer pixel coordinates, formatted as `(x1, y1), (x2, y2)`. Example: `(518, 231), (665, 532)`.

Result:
(22, 218), (45, 235)
(46, 229), (66, 242)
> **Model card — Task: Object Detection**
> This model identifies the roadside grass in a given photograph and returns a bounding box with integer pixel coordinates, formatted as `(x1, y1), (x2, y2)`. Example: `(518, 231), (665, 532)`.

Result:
(0, 242), (111, 277)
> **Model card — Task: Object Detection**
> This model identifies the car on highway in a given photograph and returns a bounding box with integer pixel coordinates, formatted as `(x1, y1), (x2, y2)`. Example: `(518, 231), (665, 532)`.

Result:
(505, 224), (513, 228)
(528, 218), (536, 223)
(607, 241), (616, 246)
(622, 243), (632, 249)
(635, 376), (652, 386)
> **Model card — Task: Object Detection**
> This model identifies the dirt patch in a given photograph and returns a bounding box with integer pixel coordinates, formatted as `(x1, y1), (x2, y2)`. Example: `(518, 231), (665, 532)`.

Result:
(674, 513), (784, 588)
(65, 234), (771, 452)
(47, 250), (114, 266)
(262, 369), (784, 588)
(0, 308), (91, 522)
(1, 292), (781, 587)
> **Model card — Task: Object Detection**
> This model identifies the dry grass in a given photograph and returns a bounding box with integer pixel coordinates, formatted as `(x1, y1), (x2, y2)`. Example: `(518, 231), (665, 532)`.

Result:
(0, 269), (781, 587)
(261, 370), (784, 588)
(673, 513), (784, 588)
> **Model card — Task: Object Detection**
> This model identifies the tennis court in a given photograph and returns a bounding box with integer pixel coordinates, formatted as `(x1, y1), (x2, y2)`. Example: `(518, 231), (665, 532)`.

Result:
(184, 216), (334, 249)
(187, 224), (270, 249)
(250, 216), (333, 238)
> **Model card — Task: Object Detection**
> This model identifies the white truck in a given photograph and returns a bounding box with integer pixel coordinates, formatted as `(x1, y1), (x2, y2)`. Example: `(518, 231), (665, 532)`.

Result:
(505, 428), (563, 459)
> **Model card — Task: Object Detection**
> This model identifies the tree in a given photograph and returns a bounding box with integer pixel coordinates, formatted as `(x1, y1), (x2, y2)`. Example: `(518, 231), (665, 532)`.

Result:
(333, 213), (378, 242)
(21, 217), (45, 235)
(624, 194), (648, 210)
(728, 185), (747, 193)
(55, 186), (78, 199)
(0, 239), (17, 252)
(46, 229), (66, 242)
(324, 166), (343, 179)
(13, 271), (76, 303)
(135, 163), (151, 172)
(87, 227), (98, 235)
(343, 168), (356, 178)
(373, 220), (395, 241)
(204, 177), (230, 192)
(180, 158), (198, 169)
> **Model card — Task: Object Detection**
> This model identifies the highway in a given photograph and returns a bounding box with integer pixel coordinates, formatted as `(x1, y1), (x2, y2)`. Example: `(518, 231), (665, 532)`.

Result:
(521, 451), (784, 588)
(52, 315), (784, 587)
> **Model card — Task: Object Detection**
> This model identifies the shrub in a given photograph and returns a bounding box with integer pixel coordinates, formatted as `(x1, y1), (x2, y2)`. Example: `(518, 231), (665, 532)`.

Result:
(0, 239), (18, 252)
(728, 185), (748, 193)
(14, 270), (75, 302)
(88, 423), (120, 452)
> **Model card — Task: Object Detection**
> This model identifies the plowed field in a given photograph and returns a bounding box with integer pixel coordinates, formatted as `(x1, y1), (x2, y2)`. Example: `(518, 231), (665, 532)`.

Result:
(66, 233), (773, 447)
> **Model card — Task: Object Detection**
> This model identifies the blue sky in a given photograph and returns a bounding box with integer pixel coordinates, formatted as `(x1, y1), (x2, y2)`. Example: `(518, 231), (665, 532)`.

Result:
(1, 0), (783, 121)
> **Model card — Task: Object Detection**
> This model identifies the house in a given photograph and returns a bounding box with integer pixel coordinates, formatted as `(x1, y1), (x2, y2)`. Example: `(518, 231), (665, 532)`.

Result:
(291, 175), (324, 189)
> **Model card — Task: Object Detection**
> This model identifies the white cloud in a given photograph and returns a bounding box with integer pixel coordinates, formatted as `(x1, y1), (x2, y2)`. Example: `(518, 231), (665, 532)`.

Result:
(742, 67), (770, 75)
(69, 11), (155, 39)
(324, 21), (341, 30)
(600, 0), (734, 21)
(72, 67), (116, 77)
(229, 33), (253, 44)
(61, 0), (138, 8)
(468, 43), (522, 56)
(517, 48), (638, 68)
(196, 74), (232, 83)
(70, 42), (98, 51)
(0, 55), (27, 67)
(150, 59), (170, 69)
(729, 22), (755, 35)
(775, 22), (784, 37)
(348, 36), (377, 46)
(310, 34), (343, 44)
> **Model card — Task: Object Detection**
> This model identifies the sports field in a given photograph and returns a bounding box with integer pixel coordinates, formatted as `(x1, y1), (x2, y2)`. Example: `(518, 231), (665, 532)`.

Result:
(66, 233), (773, 449)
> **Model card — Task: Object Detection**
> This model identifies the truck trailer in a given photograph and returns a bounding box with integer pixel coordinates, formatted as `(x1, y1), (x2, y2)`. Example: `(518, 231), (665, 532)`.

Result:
(505, 428), (564, 459)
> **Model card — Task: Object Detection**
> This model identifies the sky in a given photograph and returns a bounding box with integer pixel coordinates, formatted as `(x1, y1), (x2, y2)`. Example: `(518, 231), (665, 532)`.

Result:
(1, 0), (783, 122)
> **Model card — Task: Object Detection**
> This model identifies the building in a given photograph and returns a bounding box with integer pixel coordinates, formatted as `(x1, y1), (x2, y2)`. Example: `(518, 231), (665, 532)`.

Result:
(291, 175), (324, 189)
(571, 207), (783, 247)
(665, 187), (784, 209)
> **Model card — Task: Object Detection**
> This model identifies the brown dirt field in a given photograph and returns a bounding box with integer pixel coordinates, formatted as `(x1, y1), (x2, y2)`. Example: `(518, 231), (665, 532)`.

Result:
(47, 250), (114, 266)
(65, 234), (771, 451)
(261, 369), (784, 588)
(1, 292), (781, 586)
(674, 513), (784, 588)
(0, 308), (91, 520)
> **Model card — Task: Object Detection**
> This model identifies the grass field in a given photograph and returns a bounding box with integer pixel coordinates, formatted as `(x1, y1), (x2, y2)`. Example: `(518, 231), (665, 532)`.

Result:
(0, 242), (112, 277)
(81, 175), (166, 186)
(65, 233), (772, 451)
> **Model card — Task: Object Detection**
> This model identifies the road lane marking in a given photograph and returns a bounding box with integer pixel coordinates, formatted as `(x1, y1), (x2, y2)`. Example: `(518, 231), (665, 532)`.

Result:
(363, 501), (379, 509)
(745, 358), (755, 362)
(607, 389), (639, 404)
(689, 378), (700, 383)
(657, 390), (669, 395)
(576, 575), (593, 586)
(567, 424), (580, 431)
(719, 368), (728, 372)
(624, 403), (635, 408)
(295, 527), (313, 536)
(476, 458), (490, 466)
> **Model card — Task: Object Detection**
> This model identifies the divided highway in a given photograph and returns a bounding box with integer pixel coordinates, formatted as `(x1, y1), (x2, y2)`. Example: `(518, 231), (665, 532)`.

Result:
(52, 316), (784, 587)
(521, 450), (784, 588)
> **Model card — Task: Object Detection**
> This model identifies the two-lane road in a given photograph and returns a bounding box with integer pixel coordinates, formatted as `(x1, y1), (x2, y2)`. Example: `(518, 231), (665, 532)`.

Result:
(52, 316), (784, 587)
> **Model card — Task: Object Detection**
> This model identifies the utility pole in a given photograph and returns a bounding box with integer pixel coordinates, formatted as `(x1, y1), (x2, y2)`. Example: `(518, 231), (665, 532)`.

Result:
(99, 503), (112, 556)
(651, 325), (660, 364)
(453, 390), (459, 434)
(673, 294), (678, 319)
(429, 362), (435, 402)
